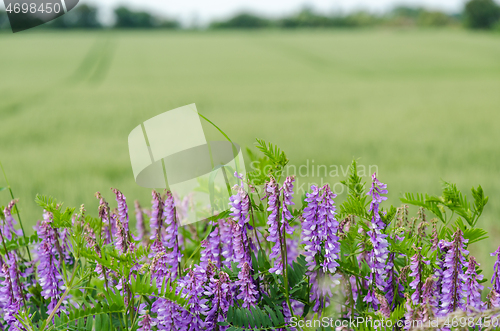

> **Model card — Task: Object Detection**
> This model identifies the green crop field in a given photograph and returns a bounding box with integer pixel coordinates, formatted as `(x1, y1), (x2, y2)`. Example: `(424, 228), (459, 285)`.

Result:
(1, 29), (500, 273)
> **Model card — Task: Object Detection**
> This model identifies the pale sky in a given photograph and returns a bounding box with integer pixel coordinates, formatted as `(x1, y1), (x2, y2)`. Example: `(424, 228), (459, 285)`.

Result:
(82, 0), (467, 26)
(2, 0), (468, 26)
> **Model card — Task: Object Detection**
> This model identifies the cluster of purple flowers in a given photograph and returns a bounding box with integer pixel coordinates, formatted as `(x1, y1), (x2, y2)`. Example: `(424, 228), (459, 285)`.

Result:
(3, 167), (500, 330)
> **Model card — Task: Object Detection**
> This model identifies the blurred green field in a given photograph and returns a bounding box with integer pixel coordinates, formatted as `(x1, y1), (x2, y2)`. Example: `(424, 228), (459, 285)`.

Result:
(1, 29), (500, 273)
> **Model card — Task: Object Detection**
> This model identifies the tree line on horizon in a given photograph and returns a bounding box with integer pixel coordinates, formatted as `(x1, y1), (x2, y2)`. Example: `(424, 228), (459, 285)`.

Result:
(1, 0), (500, 31)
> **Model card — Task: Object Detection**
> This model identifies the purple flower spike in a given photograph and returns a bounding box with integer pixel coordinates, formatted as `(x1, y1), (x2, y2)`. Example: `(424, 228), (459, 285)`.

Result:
(95, 192), (112, 244)
(112, 188), (129, 232)
(491, 246), (500, 293)
(179, 266), (207, 331)
(229, 185), (250, 228)
(0, 264), (22, 329)
(204, 271), (233, 331)
(2, 200), (23, 240)
(266, 177), (283, 274)
(487, 289), (500, 309)
(302, 185), (322, 272)
(409, 247), (430, 305)
(385, 253), (404, 306)
(364, 173), (390, 310)
(320, 185), (340, 274)
(465, 256), (484, 312)
(149, 190), (163, 240)
(280, 176), (295, 236)
(114, 214), (129, 254)
(36, 212), (63, 314)
(200, 226), (221, 269)
(138, 313), (154, 331)
(163, 191), (182, 278)
(150, 239), (172, 286)
(163, 191), (177, 248)
(220, 218), (234, 268)
(439, 229), (468, 314)
(367, 173), (388, 230)
(152, 298), (182, 331)
(232, 220), (251, 269)
(421, 276), (437, 321)
(235, 262), (258, 309)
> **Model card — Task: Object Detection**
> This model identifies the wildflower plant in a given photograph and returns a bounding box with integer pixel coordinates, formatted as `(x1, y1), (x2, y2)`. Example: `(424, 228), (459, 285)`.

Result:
(0, 139), (497, 331)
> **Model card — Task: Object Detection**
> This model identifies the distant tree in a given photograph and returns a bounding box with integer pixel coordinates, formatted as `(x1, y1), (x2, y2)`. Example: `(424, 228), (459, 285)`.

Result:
(114, 6), (178, 29)
(51, 4), (101, 28)
(464, 0), (500, 29)
(417, 10), (453, 26)
(392, 6), (425, 19)
(210, 13), (271, 29)
(114, 6), (156, 28)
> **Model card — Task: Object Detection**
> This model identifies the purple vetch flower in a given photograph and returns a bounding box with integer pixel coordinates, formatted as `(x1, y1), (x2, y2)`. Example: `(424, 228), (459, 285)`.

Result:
(403, 293), (415, 330)
(235, 262), (258, 309)
(280, 176), (295, 237)
(114, 214), (129, 254)
(319, 185), (340, 274)
(95, 192), (113, 244)
(2, 253), (24, 305)
(232, 220), (251, 269)
(465, 256), (484, 312)
(301, 185), (322, 272)
(487, 289), (500, 309)
(204, 271), (233, 331)
(229, 185), (250, 228)
(150, 239), (173, 286)
(420, 276), (437, 322)
(219, 218), (234, 268)
(137, 304), (155, 331)
(491, 246), (500, 293)
(163, 191), (182, 278)
(302, 185), (341, 274)
(2, 200), (23, 241)
(367, 173), (388, 230)
(178, 266), (207, 331)
(112, 188), (129, 232)
(431, 219), (439, 251)
(385, 252), (404, 306)
(163, 191), (176, 248)
(375, 293), (391, 318)
(0, 264), (22, 330)
(200, 226), (221, 269)
(409, 247), (430, 305)
(364, 174), (390, 309)
(152, 298), (183, 331)
(434, 241), (450, 307)
(36, 213), (64, 314)
(440, 229), (468, 314)
(134, 200), (148, 244)
(265, 177), (283, 274)
(149, 190), (163, 240)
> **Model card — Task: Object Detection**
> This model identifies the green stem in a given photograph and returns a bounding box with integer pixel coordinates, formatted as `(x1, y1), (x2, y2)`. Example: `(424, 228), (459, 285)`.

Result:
(42, 259), (79, 331)
(0, 160), (32, 260)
